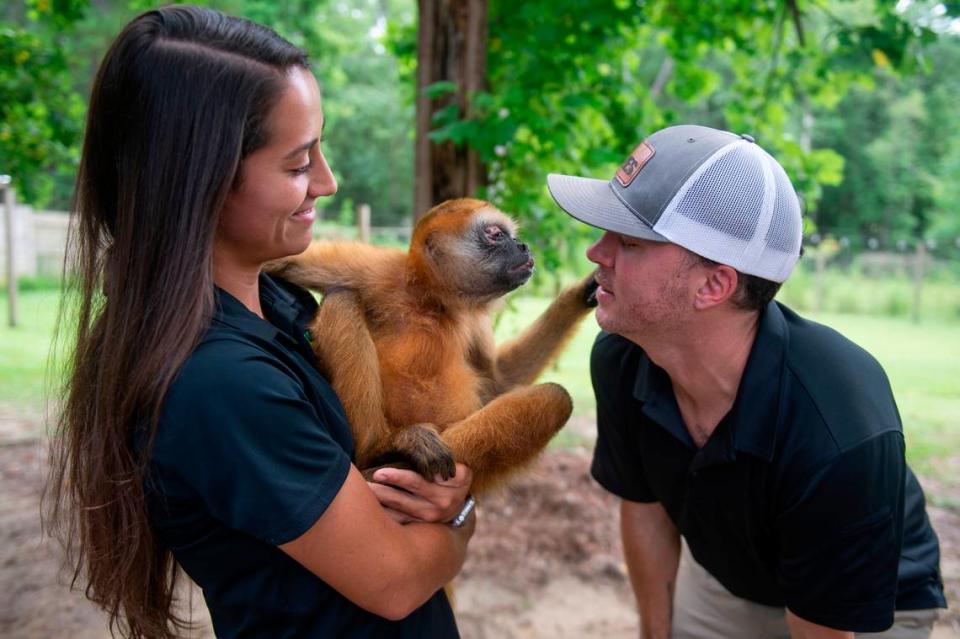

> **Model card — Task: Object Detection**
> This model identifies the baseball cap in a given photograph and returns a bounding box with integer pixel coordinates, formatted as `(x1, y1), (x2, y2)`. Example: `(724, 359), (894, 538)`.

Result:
(547, 124), (803, 283)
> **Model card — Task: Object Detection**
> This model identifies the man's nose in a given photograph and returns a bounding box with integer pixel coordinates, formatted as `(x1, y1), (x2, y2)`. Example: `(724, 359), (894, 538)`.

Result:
(586, 232), (614, 266)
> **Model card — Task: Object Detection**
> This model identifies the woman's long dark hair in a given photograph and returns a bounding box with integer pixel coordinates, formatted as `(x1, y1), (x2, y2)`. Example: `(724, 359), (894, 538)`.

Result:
(43, 7), (308, 638)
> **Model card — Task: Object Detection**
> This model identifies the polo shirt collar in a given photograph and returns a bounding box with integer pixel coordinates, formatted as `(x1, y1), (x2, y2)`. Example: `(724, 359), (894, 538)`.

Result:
(631, 300), (789, 461)
(727, 301), (789, 462)
(212, 274), (303, 345)
(633, 355), (697, 449)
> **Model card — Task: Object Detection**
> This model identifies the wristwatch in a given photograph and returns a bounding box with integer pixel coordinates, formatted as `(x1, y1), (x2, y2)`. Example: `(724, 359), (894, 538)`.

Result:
(449, 495), (475, 528)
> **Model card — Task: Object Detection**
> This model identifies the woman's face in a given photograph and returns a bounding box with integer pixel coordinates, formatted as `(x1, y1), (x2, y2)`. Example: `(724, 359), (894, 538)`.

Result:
(216, 67), (336, 269)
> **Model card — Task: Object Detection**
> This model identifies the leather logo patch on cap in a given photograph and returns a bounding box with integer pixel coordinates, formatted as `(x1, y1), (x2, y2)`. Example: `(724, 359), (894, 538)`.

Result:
(615, 140), (655, 187)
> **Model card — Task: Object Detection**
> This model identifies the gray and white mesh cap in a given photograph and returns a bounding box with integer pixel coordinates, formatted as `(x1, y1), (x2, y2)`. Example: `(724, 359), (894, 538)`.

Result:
(547, 124), (803, 283)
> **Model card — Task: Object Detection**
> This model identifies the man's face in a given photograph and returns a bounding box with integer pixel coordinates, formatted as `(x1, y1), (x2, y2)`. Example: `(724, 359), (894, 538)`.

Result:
(586, 231), (699, 342)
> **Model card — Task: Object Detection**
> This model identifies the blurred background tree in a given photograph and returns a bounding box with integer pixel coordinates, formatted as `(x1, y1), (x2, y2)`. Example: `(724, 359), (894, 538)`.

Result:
(1, 0), (88, 205)
(2, 0), (959, 271)
(412, 0), (958, 273)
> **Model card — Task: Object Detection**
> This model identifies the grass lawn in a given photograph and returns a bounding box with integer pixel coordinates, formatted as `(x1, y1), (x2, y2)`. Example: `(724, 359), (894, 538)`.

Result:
(0, 290), (61, 409)
(3, 289), (958, 484)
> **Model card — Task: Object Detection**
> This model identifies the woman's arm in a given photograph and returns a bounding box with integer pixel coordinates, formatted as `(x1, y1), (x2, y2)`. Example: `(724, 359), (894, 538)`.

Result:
(280, 465), (475, 620)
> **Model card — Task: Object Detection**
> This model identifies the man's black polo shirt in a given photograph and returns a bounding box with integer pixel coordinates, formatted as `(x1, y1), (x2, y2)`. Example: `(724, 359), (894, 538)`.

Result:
(146, 274), (458, 638)
(591, 301), (946, 632)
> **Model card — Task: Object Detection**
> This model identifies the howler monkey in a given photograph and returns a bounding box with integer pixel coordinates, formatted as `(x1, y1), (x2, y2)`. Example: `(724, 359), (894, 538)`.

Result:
(269, 198), (597, 495)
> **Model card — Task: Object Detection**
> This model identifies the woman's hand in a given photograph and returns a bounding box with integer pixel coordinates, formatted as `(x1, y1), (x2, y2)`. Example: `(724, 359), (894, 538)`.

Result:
(367, 463), (473, 524)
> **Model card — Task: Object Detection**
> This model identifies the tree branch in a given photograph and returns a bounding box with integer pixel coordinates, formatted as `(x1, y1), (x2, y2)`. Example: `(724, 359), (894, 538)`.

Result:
(787, 0), (806, 47)
(649, 55), (674, 100)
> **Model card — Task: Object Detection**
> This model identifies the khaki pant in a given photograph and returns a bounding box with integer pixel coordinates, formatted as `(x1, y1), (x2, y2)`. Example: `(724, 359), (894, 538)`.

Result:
(671, 541), (938, 639)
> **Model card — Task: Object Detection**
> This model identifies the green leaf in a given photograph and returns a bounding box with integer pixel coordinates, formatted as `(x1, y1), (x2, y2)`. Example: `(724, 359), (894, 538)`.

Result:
(423, 80), (459, 98)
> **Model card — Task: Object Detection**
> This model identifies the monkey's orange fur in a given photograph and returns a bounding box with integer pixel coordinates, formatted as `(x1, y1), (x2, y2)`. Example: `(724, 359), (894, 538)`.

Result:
(270, 198), (596, 495)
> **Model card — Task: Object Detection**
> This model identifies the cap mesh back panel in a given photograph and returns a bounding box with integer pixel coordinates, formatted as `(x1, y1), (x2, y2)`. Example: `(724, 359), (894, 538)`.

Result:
(671, 145), (764, 242)
(652, 140), (802, 281)
(765, 160), (801, 253)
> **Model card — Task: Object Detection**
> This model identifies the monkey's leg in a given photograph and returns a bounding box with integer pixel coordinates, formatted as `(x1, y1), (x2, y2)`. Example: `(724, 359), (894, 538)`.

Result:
(494, 272), (598, 390)
(309, 291), (394, 468)
(440, 382), (573, 495)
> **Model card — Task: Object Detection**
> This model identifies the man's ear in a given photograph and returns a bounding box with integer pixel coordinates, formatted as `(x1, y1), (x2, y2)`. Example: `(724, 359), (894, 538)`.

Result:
(693, 264), (738, 310)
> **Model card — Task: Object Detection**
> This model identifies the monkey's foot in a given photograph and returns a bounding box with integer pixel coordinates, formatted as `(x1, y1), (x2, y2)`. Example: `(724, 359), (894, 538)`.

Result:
(367, 423), (457, 481)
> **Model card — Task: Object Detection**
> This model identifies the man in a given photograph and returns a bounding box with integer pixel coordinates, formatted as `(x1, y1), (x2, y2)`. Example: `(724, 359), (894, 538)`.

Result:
(547, 124), (946, 638)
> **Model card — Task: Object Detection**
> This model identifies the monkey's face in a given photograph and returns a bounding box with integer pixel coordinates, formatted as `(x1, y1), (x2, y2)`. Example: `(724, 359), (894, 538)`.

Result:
(415, 201), (534, 302)
(465, 217), (534, 295)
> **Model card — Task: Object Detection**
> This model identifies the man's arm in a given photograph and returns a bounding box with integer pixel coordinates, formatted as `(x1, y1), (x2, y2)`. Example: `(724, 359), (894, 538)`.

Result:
(621, 499), (681, 639)
(786, 610), (853, 639)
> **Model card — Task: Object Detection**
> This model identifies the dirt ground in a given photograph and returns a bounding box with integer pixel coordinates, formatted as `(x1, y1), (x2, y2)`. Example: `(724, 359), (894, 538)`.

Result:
(0, 413), (957, 638)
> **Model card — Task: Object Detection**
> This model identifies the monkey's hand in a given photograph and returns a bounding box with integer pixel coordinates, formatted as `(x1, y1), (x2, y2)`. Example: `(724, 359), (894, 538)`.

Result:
(582, 270), (600, 307)
(555, 270), (600, 309)
(366, 423), (457, 482)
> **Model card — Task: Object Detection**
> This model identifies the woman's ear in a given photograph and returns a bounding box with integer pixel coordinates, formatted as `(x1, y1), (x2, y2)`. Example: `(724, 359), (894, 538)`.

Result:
(693, 264), (738, 310)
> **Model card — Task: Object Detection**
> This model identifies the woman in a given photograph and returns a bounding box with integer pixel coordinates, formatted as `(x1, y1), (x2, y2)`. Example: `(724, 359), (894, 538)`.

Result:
(44, 6), (474, 638)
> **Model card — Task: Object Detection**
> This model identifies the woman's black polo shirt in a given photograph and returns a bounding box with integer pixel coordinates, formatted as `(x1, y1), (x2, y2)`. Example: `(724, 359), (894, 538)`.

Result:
(590, 301), (946, 633)
(145, 274), (458, 638)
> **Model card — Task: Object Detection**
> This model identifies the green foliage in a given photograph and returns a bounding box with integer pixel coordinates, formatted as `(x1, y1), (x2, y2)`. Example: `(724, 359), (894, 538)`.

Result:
(814, 29), (960, 247)
(291, 0), (415, 226)
(391, 0), (935, 277)
(0, 0), (89, 206)
(4, 0), (416, 223)
(7, 0), (959, 258)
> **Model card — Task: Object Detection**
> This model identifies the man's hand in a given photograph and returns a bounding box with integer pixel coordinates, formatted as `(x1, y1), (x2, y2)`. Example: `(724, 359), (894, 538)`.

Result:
(368, 463), (473, 524)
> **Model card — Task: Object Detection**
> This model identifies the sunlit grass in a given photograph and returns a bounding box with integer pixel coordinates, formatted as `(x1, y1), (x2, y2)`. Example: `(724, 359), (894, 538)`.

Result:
(0, 289), (61, 408)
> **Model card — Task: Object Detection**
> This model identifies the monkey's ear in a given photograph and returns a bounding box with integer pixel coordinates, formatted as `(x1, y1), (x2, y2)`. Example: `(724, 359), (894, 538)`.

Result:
(424, 232), (444, 260)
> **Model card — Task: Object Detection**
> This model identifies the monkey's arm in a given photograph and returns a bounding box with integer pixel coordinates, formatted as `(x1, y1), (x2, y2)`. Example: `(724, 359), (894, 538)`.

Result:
(309, 290), (394, 468)
(441, 382), (573, 495)
(494, 272), (598, 391)
(266, 241), (405, 293)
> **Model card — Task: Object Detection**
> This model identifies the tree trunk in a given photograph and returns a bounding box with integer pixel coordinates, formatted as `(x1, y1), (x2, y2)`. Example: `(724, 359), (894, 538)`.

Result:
(414, 0), (488, 220)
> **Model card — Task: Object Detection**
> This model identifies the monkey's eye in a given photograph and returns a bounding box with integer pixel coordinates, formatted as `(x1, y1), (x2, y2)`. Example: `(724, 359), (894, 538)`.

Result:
(484, 225), (507, 243)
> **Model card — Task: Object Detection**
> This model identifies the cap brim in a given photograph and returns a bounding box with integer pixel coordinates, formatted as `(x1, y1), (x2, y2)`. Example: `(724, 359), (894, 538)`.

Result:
(547, 173), (668, 242)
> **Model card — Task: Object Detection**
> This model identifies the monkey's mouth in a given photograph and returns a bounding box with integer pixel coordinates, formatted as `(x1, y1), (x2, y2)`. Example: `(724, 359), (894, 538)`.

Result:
(509, 258), (535, 275)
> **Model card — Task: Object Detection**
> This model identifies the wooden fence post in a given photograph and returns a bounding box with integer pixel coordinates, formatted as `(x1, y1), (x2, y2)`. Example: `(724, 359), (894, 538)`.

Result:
(814, 247), (826, 313)
(912, 241), (926, 324)
(1, 176), (17, 327)
(357, 203), (371, 244)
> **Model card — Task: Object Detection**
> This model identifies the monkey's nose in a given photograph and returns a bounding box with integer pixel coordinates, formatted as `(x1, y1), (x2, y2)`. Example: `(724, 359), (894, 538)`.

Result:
(518, 242), (529, 252)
